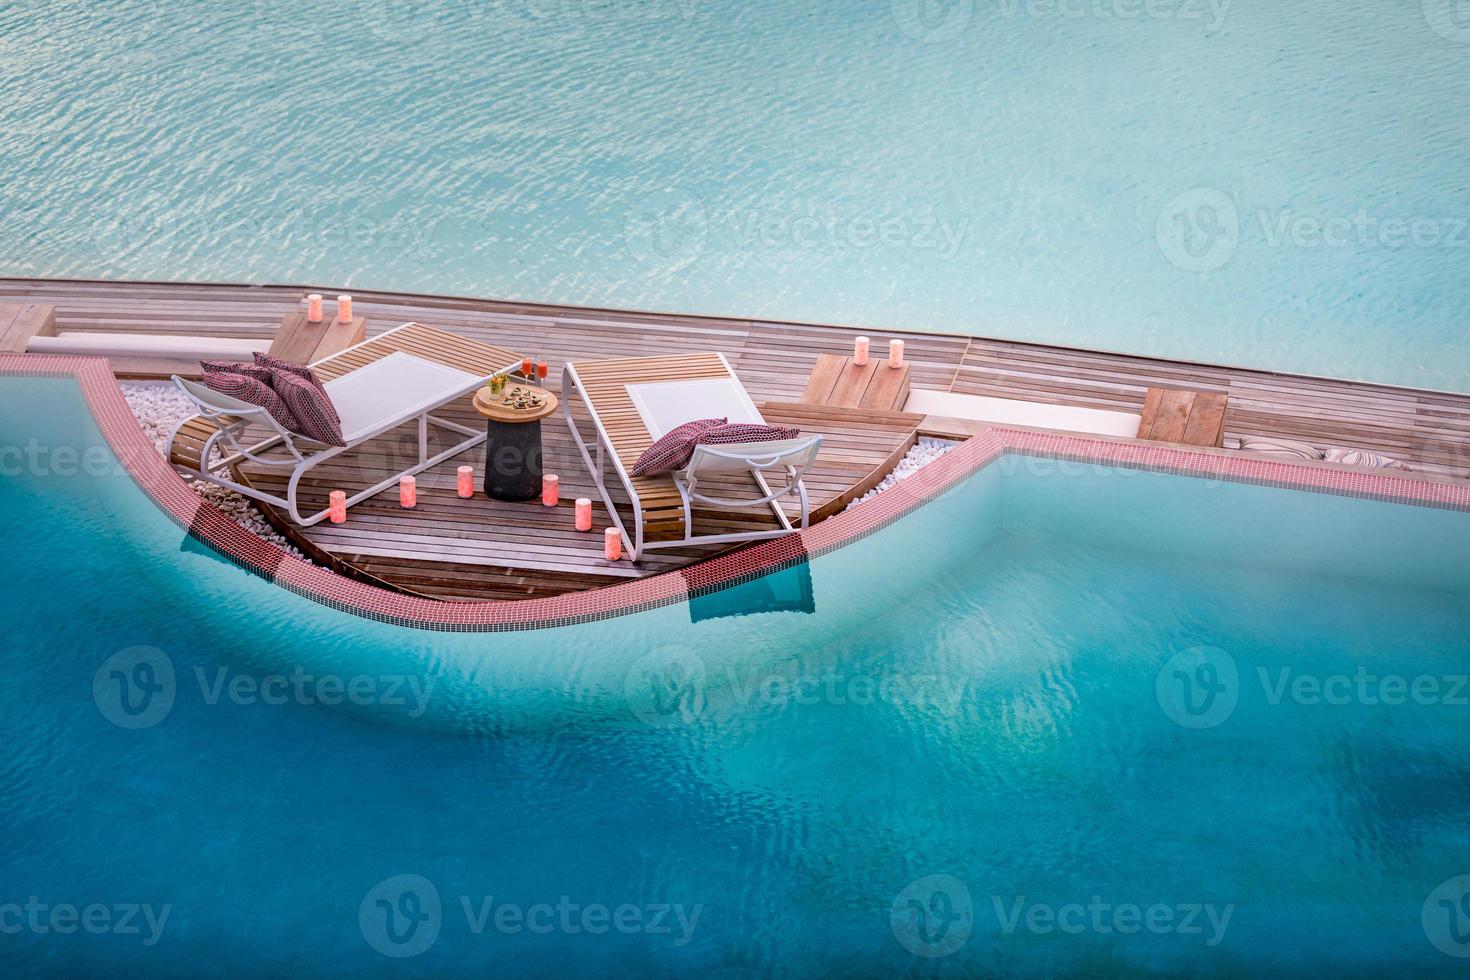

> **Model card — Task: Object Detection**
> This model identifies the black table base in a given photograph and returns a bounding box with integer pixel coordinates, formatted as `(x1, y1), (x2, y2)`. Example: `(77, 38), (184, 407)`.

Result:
(483, 418), (544, 501)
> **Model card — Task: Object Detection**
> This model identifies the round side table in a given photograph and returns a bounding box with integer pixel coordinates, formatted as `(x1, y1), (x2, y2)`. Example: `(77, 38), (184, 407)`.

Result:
(472, 384), (559, 501)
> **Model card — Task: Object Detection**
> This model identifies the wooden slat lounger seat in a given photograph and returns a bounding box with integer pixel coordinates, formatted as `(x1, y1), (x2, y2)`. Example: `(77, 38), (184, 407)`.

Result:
(168, 322), (519, 525)
(562, 353), (827, 560)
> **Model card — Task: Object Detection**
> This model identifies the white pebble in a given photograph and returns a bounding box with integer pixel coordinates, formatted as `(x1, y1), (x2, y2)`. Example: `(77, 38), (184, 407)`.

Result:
(845, 437), (958, 510)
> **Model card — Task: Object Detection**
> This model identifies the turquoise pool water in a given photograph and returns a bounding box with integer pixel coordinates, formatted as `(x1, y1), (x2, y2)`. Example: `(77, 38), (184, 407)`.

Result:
(2, 2), (1468, 391)
(3, 378), (1470, 975)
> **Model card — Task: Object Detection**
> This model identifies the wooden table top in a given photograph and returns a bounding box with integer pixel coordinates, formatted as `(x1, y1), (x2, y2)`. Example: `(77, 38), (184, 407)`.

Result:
(473, 383), (559, 423)
(1137, 386), (1229, 447)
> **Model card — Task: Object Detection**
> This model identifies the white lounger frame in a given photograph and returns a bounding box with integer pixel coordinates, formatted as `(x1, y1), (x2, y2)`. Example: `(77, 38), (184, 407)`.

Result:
(168, 324), (519, 527)
(562, 357), (823, 561)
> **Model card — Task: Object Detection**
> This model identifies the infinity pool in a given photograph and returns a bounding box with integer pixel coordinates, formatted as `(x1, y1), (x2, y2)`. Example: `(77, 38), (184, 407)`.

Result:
(3, 378), (1470, 975)
(2, 1), (1468, 390)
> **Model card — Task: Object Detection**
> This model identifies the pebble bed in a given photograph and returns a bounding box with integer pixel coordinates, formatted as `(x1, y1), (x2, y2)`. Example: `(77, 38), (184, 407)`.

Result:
(845, 437), (958, 510)
(119, 382), (307, 558)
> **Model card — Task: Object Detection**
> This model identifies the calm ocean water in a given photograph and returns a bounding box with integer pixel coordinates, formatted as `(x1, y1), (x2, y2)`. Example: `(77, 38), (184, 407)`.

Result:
(1, 1), (1467, 390)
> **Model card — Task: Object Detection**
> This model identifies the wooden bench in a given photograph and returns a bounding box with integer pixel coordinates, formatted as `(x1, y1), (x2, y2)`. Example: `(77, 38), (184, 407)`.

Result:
(1137, 387), (1229, 447)
(800, 352), (911, 411)
(0, 303), (56, 353)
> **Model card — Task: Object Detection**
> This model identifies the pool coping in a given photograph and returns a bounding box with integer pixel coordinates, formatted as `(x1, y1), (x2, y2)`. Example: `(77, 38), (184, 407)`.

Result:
(4, 354), (1468, 632)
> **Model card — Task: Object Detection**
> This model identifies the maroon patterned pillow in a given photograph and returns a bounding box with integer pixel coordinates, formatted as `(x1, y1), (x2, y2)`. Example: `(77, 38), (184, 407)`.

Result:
(267, 369), (346, 446)
(201, 359), (274, 384)
(201, 371), (302, 433)
(630, 418), (727, 477)
(254, 351), (321, 384)
(694, 423), (801, 447)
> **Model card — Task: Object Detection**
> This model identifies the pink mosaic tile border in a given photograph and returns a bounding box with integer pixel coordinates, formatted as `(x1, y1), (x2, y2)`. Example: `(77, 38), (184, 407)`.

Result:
(4, 355), (1467, 631)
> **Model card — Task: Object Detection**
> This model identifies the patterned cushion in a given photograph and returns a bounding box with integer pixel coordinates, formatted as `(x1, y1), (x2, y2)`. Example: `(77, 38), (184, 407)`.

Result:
(254, 351), (321, 384)
(694, 422), (801, 448)
(1234, 436), (1324, 461)
(629, 418), (727, 477)
(267, 369), (346, 446)
(1324, 446), (1406, 470)
(201, 370), (301, 432)
(201, 359), (274, 384)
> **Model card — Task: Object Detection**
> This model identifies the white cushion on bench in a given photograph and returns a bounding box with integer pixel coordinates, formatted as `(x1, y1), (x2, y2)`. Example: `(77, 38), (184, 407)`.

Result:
(29, 331), (270, 362)
(903, 389), (1142, 438)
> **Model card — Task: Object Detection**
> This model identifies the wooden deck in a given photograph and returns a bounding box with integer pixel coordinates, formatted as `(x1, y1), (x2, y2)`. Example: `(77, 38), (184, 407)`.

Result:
(3, 277), (1468, 600)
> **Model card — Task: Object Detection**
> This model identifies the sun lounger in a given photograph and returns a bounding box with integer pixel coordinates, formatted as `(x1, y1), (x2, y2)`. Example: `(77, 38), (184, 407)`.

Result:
(562, 353), (822, 560)
(167, 322), (518, 526)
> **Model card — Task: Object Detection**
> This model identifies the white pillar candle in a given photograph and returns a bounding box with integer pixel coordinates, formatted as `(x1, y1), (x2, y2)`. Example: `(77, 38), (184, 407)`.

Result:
(542, 474), (560, 507)
(457, 465), (475, 499)
(604, 526), (623, 561)
(328, 490), (347, 523)
(306, 294), (323, 323)
(399, 475), (417, 509)
(575, 498), (593, 531)
(889, 339), (905, 368)
(337, 294), (353, 323)
(854, 336), (870, 366)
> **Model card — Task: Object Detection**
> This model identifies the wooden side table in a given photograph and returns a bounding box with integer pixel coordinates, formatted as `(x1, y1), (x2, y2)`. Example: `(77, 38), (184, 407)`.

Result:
(472, 383), (559, 501)
(269, 310), (366, 366)
(1137, 387), (1229, 447)
(800, 353), (911, 411)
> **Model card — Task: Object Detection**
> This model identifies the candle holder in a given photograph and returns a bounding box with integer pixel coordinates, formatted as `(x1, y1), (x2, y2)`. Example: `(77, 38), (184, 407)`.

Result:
(328, 490), (347, 524)
(307, 294), (323, 323)
(889, 339), (905, 368)
(337, 294), (353, 323)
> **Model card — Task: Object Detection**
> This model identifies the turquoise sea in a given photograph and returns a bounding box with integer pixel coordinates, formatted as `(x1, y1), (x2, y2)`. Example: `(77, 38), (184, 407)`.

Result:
(1, 1), (1467, 390)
